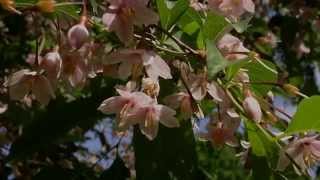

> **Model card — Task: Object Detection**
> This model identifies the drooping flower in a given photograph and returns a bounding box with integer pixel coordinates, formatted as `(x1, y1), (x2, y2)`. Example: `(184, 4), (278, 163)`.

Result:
(242, 90), (262, 123)
(187, 72), (223, 101)
(204, 110), (240, 146)
(208, 0), (255, 20)
(104, 49), (172, 80)
(62, 51), (87, 88)
(67, 16), (89, 49)
(102, 0), (159, 43)
(126, 100), (179, 140)
(6, 69), (55, 105)
(40, 48), (62, 88)
(277, 136), (320, 173)
(164, 91), (193, 120)
(0, 0), (21, 14)
(217, 34), (249, 60)
(98, 88), (152, 130)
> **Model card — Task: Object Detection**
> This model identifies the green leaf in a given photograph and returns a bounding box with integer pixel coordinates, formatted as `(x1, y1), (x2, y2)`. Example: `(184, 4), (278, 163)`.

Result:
(285, 96), (320, 135)
(157, 0), (189, 30)
(206, 40), (234, 79)
(244, 59), (277, 95)
(167, 0), (190, 29)
(156, 0), (170, 29)
(245, 120), (278, 162)
(231, 15), (253, 33)
(203, 12), (229, 41)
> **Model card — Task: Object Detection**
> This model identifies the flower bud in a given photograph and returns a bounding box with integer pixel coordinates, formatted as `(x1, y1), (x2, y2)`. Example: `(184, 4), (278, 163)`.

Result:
(282, 84), (299, 96)
(40, 49), (62, 79)
(0, 0), (21, 14)
(243, 91), (262, 123)
(36, 0), (55, 13)
(67, 17), (89, 49)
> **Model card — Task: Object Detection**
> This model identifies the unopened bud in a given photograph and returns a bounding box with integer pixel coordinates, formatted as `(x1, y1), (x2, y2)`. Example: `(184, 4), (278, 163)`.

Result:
(243, 93), (262, 123)
(0, 0), (21, 14)
(36, 0), (55, 13)
(282, 84), (299, 96)
(67, 17), (89, 49)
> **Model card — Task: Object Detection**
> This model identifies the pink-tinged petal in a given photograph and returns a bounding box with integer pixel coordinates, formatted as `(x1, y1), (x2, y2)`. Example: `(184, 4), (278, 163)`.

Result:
(6, 69), (30, 87)
(118, 61), (133, 80)
(109, 14), (134, 44)
(133, 5), (159, 26)
(143, 51), (172, 80)
(32, 75), (55, 105)
(69, 65), (86, 88)
(242, 96), (262, 123)
(163, 93), (186, 109)
(41, 51), (62, 79)
(67, 23), (89, 49)
(157, 105), (179, 128)
(207, 82), (223, 102)
(98, 96), (128, 114)
(102, 10), (117, 28)
(190, 84), (206, 101)
(9, 82), (30, 101)
(131, 92), (153, 106)
(126, 108), (147, 125)
(242, 0), (255, 13)
(139, 120), (159, 141)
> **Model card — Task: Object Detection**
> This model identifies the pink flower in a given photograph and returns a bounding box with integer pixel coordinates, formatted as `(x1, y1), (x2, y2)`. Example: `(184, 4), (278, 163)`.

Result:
(164, 92), (193, 120)
(102, 0), (158, 43)
(98, 88), (152, 130)
(188, 72), (223, 101)
(242, 91), (262, 123)
(206, 110), (240, 146)
(67, 17), (89, 49)
(105, 49), (172, 80)
(277, 136), (320, 172)
(62, 52), (87, 88)
(126, 101), (179, 140)
(208, 0), (255, 20)
(217, 34), (249, 60)
(40, 49), (62, 88)
(6, 69), (55, 105)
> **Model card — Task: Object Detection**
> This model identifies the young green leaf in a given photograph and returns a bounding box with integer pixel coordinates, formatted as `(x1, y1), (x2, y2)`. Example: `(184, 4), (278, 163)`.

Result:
(285, 96), (320, 135)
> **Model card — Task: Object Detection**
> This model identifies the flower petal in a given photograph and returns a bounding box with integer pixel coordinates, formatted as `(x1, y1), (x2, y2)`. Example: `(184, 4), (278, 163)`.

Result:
(157, 105), (179, 128)
(32, 75), (55, 105)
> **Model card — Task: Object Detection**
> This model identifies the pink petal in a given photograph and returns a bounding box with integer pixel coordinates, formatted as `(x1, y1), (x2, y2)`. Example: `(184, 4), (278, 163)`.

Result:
(143, 51), (172, 80)
(98, 96), (128, 114)
(67, 23), (89, 49)
(242, 0), (255, 13)
(163, 93), (186, 109)
(156, 105), (179, 128)
(6, 69), (30, 87)
(207, 82), (223, 102)
(9, 81), (31, 100)
(69, 65), (86, 88)
(118, 61), (133, 80)
(32, 75), (55, 105)
(139, 119), (159, 141)
(242, 96), (262, 123)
